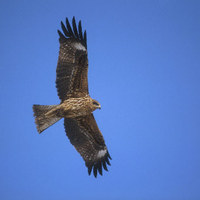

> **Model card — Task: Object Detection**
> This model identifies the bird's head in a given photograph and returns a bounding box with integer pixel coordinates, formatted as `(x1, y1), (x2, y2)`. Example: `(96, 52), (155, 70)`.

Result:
(92, 99), (101, 110)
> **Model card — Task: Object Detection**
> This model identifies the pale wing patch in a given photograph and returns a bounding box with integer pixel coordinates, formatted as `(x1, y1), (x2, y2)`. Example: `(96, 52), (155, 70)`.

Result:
(97, 149), (107, 159)
(73, 43), (86, 51)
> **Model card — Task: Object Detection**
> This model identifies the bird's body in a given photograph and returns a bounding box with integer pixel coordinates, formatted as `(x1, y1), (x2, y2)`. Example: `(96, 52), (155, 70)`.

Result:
(61, 96), (101, 118)
(45, 96), (100, 119)
(33, 17), (111, 177)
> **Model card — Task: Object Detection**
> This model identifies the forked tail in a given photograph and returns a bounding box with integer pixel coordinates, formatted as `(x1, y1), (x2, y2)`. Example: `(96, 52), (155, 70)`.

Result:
(33, 104), (61, 133)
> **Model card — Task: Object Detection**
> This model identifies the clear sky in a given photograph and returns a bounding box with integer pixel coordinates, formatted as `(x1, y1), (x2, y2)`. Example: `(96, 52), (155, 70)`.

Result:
(0, 0), (200, 199)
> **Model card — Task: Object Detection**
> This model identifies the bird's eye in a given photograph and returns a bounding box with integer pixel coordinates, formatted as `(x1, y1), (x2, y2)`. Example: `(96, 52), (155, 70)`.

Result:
(93, 102), (99, 106)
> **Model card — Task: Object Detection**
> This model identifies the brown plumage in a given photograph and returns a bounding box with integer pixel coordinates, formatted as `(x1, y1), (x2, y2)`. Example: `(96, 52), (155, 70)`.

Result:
(33, 17), (111, 177)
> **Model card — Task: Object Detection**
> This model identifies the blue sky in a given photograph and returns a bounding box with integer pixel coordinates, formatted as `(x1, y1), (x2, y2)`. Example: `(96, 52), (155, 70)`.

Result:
(0, 0), (200, 199)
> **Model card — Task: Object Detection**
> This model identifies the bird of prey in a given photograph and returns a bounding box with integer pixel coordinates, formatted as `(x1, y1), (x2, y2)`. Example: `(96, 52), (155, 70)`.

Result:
(33, 17), (111, 177)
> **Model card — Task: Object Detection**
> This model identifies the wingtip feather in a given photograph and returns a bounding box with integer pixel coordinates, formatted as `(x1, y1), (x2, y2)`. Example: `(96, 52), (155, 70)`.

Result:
(66, 17), (74, 37)
(78, 20), (83, 40)
(105, 156), (111, 166)
(102, 160), (108, 171)
(72, 16), (79, 38)
(83, 30), (87, 48)
(93, 165), (98, 178)
(57, 29), (67, 43)
(88, 165), (92, 175)
(108, 152), (112, 160)
(61, 21), (70, 37)
(97, 162), (103, 175)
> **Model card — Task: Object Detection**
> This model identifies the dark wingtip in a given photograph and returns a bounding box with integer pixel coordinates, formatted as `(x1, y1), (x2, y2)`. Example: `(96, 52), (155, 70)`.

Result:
(105, 156), (111, 166)
(66, 17), (74, 37)
(86, 152), (111, 178)
(108, 152), (112, 160)
(58, 17), (87, 48)
(78, 20), (83, 41)
(61, 21), (70, 37)
(102, 160), (108, 171)
(72, 16), (79, 38)
(57, 30), (66, 42)
(88, 165), (92, 175)
(97, 162), (103, 175)
(93, 165), (97, 178)
(83, 30), (87, 48)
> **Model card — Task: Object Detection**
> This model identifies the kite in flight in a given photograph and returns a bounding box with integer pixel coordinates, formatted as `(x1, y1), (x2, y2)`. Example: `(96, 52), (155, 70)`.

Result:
(33, 17), (111, 177)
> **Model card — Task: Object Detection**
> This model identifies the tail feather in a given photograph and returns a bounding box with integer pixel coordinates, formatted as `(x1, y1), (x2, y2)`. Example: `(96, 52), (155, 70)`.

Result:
(33, 104), (61, 133)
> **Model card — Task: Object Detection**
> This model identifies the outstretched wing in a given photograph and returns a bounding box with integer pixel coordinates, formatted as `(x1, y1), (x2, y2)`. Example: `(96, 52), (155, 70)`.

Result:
(56, 17), (88, 101)
(64, 114), (111, 177)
